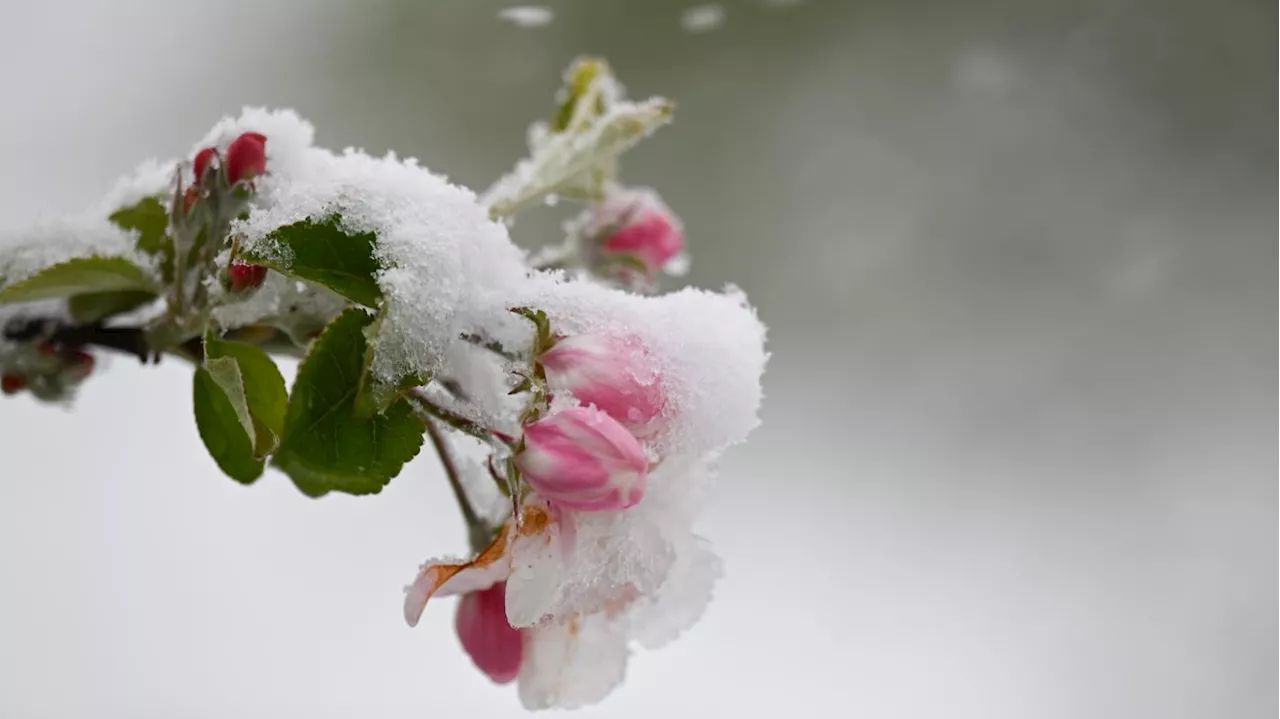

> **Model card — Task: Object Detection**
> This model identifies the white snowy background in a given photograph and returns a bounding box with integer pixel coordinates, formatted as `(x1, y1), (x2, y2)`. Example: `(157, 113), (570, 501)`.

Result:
(0, 1), (1273, 717)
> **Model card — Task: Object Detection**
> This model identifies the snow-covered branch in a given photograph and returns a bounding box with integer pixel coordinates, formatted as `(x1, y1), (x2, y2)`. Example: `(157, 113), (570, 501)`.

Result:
(0, 57), (766, 711)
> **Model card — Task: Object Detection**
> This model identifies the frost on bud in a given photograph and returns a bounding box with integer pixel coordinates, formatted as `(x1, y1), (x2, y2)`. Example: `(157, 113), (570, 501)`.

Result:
(1, 373), (25, 395)
(456, 582), (524, 685)
(589, 187), (684, 279)
(516, 406), (648, 511)
(228, 261), (267, 292)
(225, 132), (267, 184)
(540, 335), (665, 436)
(192, 146), (216, 184)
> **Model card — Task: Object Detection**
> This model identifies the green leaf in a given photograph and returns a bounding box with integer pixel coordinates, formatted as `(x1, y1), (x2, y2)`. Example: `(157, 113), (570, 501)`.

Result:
(353, 305), (427, 418)
(0, 256), (159, 305)
(274, 308), (425, 496)
(109, 196), (169, 255)
(582, 99), (674, 168)
(356, 370), (430, 419)
(240, 216), (382, 307)
(205, 335), (288, 454)
(487, 98), (673, 217)
(193, 365), (264, 484)
(67, 289), (156, 323)
(205, 357), (255, 440)
(109, 195), (173, 282)
(552, 57), (610, 133)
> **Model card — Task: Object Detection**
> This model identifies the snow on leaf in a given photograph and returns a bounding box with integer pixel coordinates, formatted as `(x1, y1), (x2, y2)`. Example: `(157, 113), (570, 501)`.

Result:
(354, 306), (429, 419)
(108, 195), (172, 280)
(239, 215), (382, 308)
(273, 308), (425, 497)
(0, 256), (159, 305)
(489, 98), (673, 215)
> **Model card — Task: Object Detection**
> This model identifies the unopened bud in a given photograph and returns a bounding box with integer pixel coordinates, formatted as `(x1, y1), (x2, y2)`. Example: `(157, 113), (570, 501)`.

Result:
(192, 147), (217, 183)
(66, 351), (94, 381)
(225, 132), (267, 184)
(228, 261), (268, 292)
(590, 187), (684, 278)
(516, 406), (648, 511)
(540, 334), (665, 436)
(1, 373), (26, 395)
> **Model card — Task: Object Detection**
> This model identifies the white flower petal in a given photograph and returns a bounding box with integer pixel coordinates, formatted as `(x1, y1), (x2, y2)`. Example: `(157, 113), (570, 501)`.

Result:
(518, 613), (630, 710)
(628, 532), (721, 649)
(404, 526), (513, 627)
(505, 501), (568, 627)
(508, 457), (712, 627)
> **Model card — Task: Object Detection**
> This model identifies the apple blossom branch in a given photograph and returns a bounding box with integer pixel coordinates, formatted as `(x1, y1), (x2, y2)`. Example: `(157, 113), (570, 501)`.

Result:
(0, 56), (767, 711)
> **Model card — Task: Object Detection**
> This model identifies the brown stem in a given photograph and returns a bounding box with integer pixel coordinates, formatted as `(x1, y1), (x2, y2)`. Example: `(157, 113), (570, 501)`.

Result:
(459, 332), (522, 362)
(3, 318), (157, 363)
(407, 389), (498, 442)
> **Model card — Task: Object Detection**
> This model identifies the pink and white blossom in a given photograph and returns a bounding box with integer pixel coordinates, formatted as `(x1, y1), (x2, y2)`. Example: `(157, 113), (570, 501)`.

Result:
(166, 109), (764, 713)
(515, 406), (648, 512)
(404, 489), (716, 710)
(540, 334), (665, 435)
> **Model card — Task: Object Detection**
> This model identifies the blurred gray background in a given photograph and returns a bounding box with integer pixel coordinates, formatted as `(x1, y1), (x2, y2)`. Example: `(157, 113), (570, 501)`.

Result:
(0, 0), (1274, 717)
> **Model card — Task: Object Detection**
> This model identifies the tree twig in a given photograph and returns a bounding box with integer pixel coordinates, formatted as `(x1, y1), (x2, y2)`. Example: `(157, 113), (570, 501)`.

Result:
(407, 388), (504, 442)
(459, 332), (522, 362)
(3, 318), (157, 363)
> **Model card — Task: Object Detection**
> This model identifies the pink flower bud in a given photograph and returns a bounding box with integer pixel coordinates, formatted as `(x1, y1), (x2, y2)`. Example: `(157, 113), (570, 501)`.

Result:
(225, 132), (267, 184)
(192, 147), (216, 183)
(455, 582), (524, 684)
(1, 373), (25, 395)
(228, 261), (267, 291)
(516, 406), (648, 512)
(594, 188), (684, 276)
(540, 335), (665, 436)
